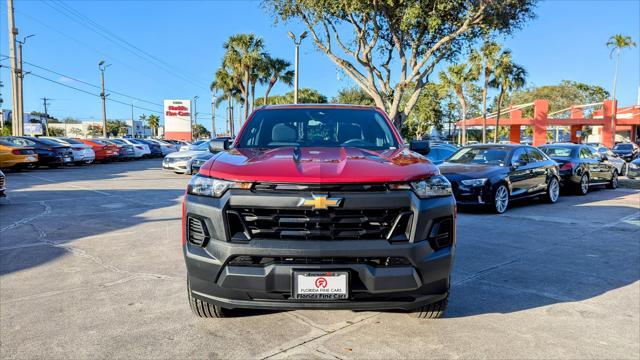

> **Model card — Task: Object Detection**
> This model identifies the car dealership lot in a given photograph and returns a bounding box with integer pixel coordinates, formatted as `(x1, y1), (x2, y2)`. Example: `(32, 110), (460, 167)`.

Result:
(1, 160), (638, 359)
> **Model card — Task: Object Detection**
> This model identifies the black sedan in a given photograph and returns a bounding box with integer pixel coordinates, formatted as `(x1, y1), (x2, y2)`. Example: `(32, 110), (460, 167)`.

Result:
(627, 158), (640, 179)
(439, 144), (560, 214)
(0, 136), (73, 168)
(612, 143), (639, 161)
(539, 143), (618, 195)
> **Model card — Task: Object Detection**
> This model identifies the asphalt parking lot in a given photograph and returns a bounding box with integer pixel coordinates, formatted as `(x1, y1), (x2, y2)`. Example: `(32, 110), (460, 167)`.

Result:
(1, 159), (639, 359)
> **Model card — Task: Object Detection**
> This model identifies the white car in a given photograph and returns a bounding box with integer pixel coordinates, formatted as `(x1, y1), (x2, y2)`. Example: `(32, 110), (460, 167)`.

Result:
(116, 138), (151, 158)
(162, 141), (210, 174)
(43, 137), (96, 165)
(591, 146), (628, 176)
(149, 139), (177, 156)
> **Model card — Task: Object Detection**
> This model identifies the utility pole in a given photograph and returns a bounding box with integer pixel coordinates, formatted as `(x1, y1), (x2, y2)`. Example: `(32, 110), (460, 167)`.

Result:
(41, 97), (51, 115)
(98, 60), (110, 138)
(16, 34), (34, 136)
(6, 0), (22, 135)
(288, 31), (307, 104)
(211, 93), (217, 138)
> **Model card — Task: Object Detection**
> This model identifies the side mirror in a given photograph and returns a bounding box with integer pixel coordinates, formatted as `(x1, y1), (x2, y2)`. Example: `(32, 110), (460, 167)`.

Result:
(409, 140), (430, 156)
(511, 161), (523, 169)
(208, 139), (230, 152)
(599, 154), (607, 162)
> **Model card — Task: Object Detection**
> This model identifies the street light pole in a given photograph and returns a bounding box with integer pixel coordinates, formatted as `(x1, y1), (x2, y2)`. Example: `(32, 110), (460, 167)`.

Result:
(193, 95), (199, 140)
(211, 93), (217, 138)
(288, 31), (307, 104)
(98, 60), (110, 138)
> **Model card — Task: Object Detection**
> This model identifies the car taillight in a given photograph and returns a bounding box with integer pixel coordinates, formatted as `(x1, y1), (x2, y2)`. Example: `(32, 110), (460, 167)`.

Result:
(560, 162), (574, 171)
(11, 149), (21, 155)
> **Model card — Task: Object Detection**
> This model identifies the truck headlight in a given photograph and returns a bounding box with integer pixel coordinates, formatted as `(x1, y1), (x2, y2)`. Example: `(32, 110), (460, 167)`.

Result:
(410, 175), (452, 198)
(187, 174), (233, 197)
(461, 178), (488, 187)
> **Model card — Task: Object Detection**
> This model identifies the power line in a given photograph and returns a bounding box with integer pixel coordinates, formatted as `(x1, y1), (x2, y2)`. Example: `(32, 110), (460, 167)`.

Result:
(28, 72), (162, 114)
(0, 53), (164, 108)
(43, 0), (209, 90)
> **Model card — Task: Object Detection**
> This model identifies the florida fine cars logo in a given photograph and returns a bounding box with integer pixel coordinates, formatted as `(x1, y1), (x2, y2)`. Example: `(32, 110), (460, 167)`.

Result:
(314, 277), (328, 289)
(297, 195), (343, 210)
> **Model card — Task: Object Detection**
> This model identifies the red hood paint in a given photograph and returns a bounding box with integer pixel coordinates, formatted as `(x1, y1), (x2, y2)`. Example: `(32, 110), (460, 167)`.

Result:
(201, 146), (437, 183)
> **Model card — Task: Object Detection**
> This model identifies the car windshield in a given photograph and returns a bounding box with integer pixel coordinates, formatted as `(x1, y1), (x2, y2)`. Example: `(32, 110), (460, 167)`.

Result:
(448, 146), (509, 166)
(613, 144), (633, 150)
(61, 138), (83, 144)
(110, 139), (126, 144)
(541, 147), (574, 157)
(194, 142), (210, 151)
(237, 108), (399, 150)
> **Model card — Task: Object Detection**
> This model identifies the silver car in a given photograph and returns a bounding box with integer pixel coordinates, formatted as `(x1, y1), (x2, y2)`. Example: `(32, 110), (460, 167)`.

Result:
(591, 146), (627, 176)
(162, 141), (210, 174)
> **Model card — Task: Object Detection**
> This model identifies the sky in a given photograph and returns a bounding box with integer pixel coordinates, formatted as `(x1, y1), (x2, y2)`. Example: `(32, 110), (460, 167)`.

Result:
(1, 0), (639, 135)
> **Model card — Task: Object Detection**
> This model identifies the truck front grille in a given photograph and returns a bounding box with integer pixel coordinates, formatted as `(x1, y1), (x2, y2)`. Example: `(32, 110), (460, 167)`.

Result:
(227, 207), (411, 241)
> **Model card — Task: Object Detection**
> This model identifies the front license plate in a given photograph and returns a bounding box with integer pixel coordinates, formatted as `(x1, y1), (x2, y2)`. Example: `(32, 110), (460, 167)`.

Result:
(63, 157), (72, 162)
(293, 271), (348, 300)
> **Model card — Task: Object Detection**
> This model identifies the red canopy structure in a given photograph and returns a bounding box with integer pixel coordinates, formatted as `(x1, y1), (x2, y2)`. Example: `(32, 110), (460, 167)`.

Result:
(456, 100), (640, 147)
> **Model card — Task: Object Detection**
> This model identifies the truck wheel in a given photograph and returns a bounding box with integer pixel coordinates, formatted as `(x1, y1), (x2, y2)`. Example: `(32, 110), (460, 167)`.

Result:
(576, 174), (589, 195)
(410, 296), (448, 319)
(607, 170), (618, 189)
(188, 281), (228, 318)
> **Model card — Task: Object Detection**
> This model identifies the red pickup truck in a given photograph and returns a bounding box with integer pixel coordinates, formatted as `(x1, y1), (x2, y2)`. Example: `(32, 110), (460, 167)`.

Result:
(183, 104), (456, 319)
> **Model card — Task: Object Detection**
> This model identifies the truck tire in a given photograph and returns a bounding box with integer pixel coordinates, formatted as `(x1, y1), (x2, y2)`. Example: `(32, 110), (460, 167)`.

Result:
(188, 281), (227, 318)
(410, 296), (448, 319)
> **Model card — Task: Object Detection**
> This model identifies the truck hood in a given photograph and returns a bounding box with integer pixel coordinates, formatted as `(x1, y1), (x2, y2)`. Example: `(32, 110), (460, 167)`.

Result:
(201, 146), (437, 183)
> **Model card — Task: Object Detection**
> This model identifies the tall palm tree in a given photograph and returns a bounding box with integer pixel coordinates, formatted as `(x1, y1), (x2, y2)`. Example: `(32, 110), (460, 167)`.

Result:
(439, 63), (479, 145)
(606, 34), (637, 144)
(147, 114), (160, 137)
(489, 53), (527, 143)
(222, 34), (265, 122)
(211, 68), (245, 137)
(139, 114), (147, 136)
(470, 41), (502, 143)
(259, 56), (294, 105)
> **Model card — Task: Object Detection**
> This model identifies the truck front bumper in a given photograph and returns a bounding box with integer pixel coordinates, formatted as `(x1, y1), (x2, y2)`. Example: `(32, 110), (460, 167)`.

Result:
(184, 190), (456, 311)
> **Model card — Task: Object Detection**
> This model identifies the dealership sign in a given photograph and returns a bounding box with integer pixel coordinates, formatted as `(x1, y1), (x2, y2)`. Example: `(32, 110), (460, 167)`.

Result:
(163, 99), (192, 140)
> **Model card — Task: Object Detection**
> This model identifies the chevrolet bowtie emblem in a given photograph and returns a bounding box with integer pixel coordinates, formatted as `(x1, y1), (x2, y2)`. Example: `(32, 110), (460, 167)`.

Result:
(298, 195), (343, 210)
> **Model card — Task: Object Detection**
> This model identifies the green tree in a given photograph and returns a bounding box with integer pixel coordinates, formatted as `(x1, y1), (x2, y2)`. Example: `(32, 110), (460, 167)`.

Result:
(606, 34), (636, 144)
(489, 53), (527, 142)
(47, 127), (65, 137)
(259, 56), (294, 106)
(69, 127), (83, 138)
(87, 124), (102, 137)
(212, 67), (244, 136)
(62, 117), (82, 124)
(510, 80), (610, 117)
(469, 41), (503, 143)
(264, 0), (536, 128)
(107, 120), (129, 137)
(265, 88), (327, 104)
(192, 124), (211, 139)
(147, 114), (160, 137)
(403, 83), (445, 140)
(331, 87), (375, 105)
(223, 33), (265, 120)
(439, 63), (479, 145)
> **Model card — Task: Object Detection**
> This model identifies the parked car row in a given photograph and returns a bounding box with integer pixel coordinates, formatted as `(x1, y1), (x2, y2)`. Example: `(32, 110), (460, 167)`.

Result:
(0, 136), (182, 170)
(162, 139), (226, 174)
(435, 143), (622, 214)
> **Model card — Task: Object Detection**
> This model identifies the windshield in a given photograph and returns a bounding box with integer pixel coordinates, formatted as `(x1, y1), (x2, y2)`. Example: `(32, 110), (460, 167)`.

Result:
(110, 139), (126, 145)
(448, 146), (510, 166)
(237, 108), (399, 150)
(613, 144), (633, 150)
(194, 141), (210, 151)
(447, 147), (509, 166)
(61, 138), (83, 144)
(541, 147), (575, 157)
